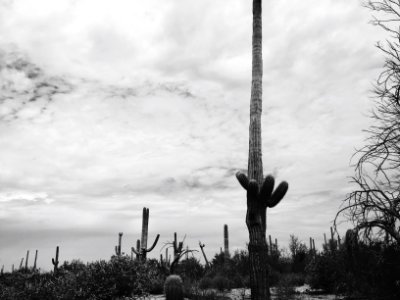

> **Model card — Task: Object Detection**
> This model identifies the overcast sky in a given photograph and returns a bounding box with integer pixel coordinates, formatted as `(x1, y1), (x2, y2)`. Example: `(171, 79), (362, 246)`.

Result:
(0, 0), (386, 271)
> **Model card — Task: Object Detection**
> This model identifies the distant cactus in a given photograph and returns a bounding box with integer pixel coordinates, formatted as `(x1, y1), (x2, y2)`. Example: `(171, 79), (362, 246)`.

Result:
(131, 207), (160, 261)
(164, 275), (184, 300)
(224, 224), (230, 257)
(169, 233), (196, 274)
(52, 246), (59, 274)
(115, 232), (123, 256)
(1, 265), (3, 275)
(33, 250), (38, 271)
(173, 232), (183, 259)
(25, 250), (29, 271)
(19, 258), (24, 270)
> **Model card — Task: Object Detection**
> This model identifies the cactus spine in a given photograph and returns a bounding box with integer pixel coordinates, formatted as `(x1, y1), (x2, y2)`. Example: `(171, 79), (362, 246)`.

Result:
(164, 275), (184, 300)
(25, 250), (29, 271)
(131, 207), (160, 261)
(33, 250), (38, 271)
(224, 224), (230, 257)
(52, 246), (59, 274)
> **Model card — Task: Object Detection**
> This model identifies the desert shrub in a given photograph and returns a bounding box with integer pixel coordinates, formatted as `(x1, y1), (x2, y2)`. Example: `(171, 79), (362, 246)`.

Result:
(211, 274), (231, 291)
(198, 276), (213, 290)
(175, 257), (204, 283)
(306, 240), (400, 299)
(275, 274), (297, 299)
(0, 256), (164, 300)
(305, 250), (345, 293)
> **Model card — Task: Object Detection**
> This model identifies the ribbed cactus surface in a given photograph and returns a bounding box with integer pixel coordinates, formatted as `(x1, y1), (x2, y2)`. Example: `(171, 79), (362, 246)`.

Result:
(164, 275), (184, 300)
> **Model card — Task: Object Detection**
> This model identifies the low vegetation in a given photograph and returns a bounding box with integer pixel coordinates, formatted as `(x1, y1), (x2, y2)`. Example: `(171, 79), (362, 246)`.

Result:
(1, 231), (399, 300)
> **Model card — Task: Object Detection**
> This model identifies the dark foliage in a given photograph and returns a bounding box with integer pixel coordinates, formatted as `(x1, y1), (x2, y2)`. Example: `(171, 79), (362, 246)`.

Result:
(305, 239), (400, 299)
(0, 256), (164, 300)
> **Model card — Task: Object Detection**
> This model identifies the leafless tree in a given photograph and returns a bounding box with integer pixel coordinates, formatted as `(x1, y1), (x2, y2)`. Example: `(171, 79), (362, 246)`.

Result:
(335, 0), (400, 244)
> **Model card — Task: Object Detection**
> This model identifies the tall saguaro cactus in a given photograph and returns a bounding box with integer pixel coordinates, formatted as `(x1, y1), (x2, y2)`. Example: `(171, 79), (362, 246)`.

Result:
(235, 1), (288, 299)
(131, 207), (160, 261)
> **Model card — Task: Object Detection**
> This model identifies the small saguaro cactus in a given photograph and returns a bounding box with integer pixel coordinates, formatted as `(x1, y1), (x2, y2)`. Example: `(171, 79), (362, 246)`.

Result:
(164, 274), (184, 300)
(52, 246), (59, 274)
(25, 250), (29, 271)
(131, 207), (160, 261)
(1, 265), (4, 275)
(115, 232), (123, 256)
(224, 224), (230, 257)
(199, 241), (210, 268)
(11, 264), (14, 273)
(33, 250), (38, 271)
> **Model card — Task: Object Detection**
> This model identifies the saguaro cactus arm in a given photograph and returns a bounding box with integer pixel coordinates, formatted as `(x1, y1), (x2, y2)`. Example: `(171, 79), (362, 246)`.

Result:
(131, 246), (140, 256)
(236, 172), (288, 228)
(145, 234), (160, 253)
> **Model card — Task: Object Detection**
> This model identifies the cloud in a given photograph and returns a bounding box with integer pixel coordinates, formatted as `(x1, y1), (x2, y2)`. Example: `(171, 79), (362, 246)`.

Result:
(0, 0), (389, 270)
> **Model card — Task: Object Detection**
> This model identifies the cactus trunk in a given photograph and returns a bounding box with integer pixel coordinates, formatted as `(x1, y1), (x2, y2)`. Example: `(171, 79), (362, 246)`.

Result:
(136, 239), (141, 260)
(118, 232), (123, 255)
(248, 1), (267, 296)
(141, 207), (149, 250)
